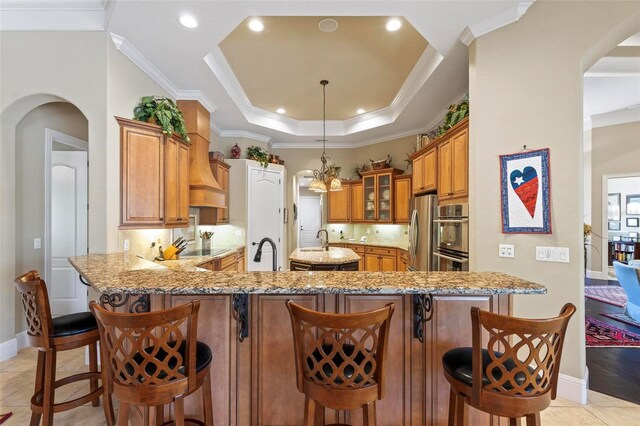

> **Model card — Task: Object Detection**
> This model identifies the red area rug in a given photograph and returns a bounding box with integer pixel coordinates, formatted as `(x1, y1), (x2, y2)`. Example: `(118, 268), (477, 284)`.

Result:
(0, 413), (12, 425)
(586, 316), (640, 347)
(585, 285), (627, 308)
(602, 313), (640, 329)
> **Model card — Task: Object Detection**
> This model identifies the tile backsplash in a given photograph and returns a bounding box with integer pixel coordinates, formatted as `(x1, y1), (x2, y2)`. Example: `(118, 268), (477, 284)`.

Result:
(326, 223), (409, 248)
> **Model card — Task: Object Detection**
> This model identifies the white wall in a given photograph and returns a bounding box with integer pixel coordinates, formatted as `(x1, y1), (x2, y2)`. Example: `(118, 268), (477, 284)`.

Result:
(469, 0), (640, 387)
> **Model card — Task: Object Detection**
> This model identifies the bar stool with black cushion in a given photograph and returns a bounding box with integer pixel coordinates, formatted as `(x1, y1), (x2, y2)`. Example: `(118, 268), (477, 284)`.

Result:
(89, 300), (214, 426)
(443, 303), (576, 426)
(14, 270), (114, 426)
(286, 300), (395, 426)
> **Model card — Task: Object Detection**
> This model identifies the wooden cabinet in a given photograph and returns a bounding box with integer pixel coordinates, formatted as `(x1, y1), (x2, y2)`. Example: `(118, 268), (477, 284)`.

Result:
(196, 248), (245, 272)
(398, 249), (409, 272)
(290, 261), (359, 271)
(412, 147), (437, 195)
(437, 122), (468, 202)
(364, 246), (397, 271)
(361, 168), (402, 223)
(394, 175), (412, 223)
(350, 182), (364, 222)
(164, 136), (190, 226)
(200, 159), (231, 225)
(117, 116), (190, 229)
(170, 294), (237, 425)
(327, 181), (351, 223)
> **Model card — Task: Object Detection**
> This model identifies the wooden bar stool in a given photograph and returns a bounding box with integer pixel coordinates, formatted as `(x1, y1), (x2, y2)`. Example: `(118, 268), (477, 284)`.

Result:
(443, 303), (576, 426)
(89, 300), (214, 426)
(286, 300), (395, 426)
(14, 270), (114, 426)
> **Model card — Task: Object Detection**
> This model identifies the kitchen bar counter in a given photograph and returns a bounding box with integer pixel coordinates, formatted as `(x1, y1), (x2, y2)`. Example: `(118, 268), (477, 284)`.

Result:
(69, 252), (544, 295)
(69, 252), (547, 425)
(289, 247), (360, 265)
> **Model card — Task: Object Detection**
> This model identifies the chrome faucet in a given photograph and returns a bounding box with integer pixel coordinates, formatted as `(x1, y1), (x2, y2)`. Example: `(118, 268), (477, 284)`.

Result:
(253, 237), (278, 271)
(316, 229), (329, 251)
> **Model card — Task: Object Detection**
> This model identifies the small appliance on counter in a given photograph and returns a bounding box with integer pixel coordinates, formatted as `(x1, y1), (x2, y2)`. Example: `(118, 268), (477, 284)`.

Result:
(433, 203), (469, 271)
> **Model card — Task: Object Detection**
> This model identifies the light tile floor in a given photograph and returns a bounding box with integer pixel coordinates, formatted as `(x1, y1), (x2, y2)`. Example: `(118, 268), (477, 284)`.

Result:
(1, 347), (639, 425)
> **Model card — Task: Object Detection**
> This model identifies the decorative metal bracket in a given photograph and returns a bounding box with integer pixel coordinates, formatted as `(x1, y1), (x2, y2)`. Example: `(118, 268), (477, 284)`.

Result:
(79, 274), (91, 287)
(99, 292), (150, 313)
(413, 294), (434, 343)
(232, 293), (249, 343)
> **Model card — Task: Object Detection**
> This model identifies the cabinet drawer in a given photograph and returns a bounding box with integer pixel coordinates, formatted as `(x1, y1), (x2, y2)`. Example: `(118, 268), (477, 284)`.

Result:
(347, 244), (365, 254)
(220, 253), (237, 271)
(197, 260), (214, 271)
(398, 249), (409, 262)
(365, 246), (396, 256)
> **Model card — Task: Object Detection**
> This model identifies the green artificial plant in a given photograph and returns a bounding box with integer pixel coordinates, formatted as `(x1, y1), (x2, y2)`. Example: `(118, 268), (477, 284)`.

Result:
(133, 96), (190, 142)
(247, 145), (270, 167)
(435, 93), (469, 137)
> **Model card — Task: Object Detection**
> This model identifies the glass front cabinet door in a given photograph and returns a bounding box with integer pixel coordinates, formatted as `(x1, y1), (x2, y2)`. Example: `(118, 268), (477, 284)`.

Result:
(364, 175), (376, 221)
(377, 173), (392, 223)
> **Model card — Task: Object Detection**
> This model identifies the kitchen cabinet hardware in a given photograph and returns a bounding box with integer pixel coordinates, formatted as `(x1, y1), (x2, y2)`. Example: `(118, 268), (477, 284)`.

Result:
(79, 274), (90, 287)
(232, 293), (249, 342)
(413, 294), (433, 343)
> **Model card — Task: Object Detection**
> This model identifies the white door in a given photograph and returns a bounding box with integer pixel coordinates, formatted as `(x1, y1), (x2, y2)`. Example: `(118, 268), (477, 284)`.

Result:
(248, 167), (283, 271)
(49, 151), (88, 315)
(299, 196), (321, 248)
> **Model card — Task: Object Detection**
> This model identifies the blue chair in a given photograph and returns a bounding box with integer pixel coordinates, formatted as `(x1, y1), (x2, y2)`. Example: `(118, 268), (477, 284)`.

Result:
(613, 261), (640, 322)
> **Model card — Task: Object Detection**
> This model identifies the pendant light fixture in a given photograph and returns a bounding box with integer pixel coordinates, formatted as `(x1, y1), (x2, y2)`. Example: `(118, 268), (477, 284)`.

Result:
(309, 80), (343, 193)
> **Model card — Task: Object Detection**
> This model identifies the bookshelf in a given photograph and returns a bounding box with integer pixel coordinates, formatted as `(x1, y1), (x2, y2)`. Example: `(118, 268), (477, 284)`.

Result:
(609, 241), (640, 265)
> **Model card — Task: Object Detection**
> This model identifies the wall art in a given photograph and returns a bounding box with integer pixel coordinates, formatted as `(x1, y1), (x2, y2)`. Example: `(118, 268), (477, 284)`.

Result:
(500, 148), (551, 234)
(608, 193), (621, 221)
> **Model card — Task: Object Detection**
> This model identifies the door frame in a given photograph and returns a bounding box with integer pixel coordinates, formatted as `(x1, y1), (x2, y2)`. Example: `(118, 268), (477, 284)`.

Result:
(599, 171), (640, 279)
(44, 128), (88, 287)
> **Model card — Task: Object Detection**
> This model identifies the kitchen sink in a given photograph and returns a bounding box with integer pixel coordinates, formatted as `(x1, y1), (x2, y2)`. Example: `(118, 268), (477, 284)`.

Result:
(300, 248), (326, 252)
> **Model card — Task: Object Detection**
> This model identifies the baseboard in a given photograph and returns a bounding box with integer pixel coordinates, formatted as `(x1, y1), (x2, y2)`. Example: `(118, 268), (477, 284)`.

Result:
(557, 368), (589, 404)
(587, 269), (609, 280)
(0, 338), (17, 362)
(15, 330), (28, 351)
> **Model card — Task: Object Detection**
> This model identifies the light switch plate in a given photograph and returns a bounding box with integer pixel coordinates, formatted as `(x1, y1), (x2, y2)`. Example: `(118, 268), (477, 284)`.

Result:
(123, 239), (130, 252)
(535, 246), (570, 263)
(33, 238), (41, 249)
(499, 244), (515, 258)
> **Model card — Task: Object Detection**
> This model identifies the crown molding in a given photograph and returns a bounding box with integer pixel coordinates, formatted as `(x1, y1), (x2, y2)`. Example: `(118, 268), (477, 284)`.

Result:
(0, 0), (108, 30)
(271, 126), (427, 150)
(584, 57), (640, 77)
(220, 130), (273, 147)
(204, 44), (442, 137)
(110, 33), (216, 113)
(590, 107), (640, 129)
(458, 1), (533, 46)
(0, 0), (108, 11)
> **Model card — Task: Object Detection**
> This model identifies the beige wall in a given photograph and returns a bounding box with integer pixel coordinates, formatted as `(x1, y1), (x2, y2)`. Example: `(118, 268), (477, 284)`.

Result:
(469, 0), (640, 382)
(590, 121), (640, 272)
(14, 102), (88, 333)
(216, 136), (270, 159)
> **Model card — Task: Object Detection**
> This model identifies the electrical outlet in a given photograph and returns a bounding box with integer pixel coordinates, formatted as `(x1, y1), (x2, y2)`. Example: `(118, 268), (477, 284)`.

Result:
(536, 246), (570, 263)
(366, 228), (370, 234)
(123, 239), (130, 252)
(499, 244), (514, 258)
(235, 229), (242, 237)
(33, 238), (41, 249)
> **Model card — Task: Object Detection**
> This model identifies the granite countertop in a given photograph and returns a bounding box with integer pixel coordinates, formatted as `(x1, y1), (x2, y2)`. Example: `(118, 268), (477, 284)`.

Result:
(69, 253), (546, 296)
(289, 247), (360, 265)
(164, 245), (244, 271)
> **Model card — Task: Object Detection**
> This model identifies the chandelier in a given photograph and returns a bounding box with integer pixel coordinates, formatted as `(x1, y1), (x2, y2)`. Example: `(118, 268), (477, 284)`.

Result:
(309, 80), (342, 193)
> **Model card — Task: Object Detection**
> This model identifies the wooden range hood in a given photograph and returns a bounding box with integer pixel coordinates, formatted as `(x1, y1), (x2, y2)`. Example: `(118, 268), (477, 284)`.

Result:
(177, 100), (225, 208)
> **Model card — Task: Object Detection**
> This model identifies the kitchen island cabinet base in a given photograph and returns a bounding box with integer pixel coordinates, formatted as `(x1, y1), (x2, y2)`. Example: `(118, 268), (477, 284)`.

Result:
(126, 293), (508, 426)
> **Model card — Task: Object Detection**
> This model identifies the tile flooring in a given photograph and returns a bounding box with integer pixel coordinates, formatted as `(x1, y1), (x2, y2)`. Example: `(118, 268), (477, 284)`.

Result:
(1, 346), (639, 425)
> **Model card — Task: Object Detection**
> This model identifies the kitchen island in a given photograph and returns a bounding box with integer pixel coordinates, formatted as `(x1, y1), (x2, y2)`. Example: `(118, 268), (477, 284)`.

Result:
(289, 247), (361, 271)
(70, 253), (545, 426)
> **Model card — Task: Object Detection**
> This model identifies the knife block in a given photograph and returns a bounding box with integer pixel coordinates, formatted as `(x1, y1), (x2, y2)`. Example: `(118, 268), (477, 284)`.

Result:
(163, 245), (179, 260)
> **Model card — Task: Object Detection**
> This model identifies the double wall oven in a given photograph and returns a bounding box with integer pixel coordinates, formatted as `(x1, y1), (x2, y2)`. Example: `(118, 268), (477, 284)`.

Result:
(434, 204), (469, 271)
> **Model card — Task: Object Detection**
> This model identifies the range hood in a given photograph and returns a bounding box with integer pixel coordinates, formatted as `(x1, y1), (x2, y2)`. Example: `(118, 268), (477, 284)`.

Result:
(177, 100), (226, 208)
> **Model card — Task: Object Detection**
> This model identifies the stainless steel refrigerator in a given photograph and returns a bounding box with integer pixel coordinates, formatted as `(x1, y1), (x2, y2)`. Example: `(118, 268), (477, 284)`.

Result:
(407, 194), (438, 271)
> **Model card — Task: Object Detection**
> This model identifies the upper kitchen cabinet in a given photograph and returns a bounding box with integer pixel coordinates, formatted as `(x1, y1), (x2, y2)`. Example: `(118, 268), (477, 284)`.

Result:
(411, 146), (437, 195)
(327, 181), (351, 223)
(117, 117), (190, 229)
(393, 174), (412, 223)
(438, 119), (468, 202)
(350, 181), (364, 222)
(361, 168), (402, 223)
(200, 159), (231, 225)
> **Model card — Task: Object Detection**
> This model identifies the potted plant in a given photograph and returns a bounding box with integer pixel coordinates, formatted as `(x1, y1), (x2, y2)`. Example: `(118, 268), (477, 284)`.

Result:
(247, 145), (269, 167)
(133, 96), (190, 142)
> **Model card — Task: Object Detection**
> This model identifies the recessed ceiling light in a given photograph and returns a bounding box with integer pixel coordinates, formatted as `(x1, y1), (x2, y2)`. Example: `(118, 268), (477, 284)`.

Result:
(248, 18), (264, 32)
(276, 108), (286, 114)
(356, 108), (366, 114)
(178, 14), (198, 29)
(386, 18), (402, 32)
(318, 18), (339, 33)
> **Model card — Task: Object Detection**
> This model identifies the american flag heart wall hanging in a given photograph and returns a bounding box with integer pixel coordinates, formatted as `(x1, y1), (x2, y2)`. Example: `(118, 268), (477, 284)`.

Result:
(499, 148), (552, 234)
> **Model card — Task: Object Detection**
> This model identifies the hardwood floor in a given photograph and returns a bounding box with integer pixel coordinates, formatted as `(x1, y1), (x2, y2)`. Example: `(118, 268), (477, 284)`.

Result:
(586, 277), (640, 405)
